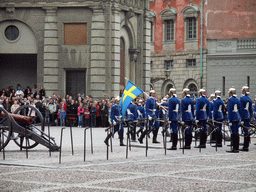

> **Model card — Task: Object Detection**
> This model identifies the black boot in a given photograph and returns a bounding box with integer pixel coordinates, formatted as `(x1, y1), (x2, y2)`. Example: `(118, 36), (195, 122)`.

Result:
(212, 132), (222, 147)
(211, 131), (216, 143)
(104, 132), (113, 146)
(227, 134), (239, 153)
(195, 132), (206, 148)
(131, 125), (136, 141)
(167, 133), (177, 150)
(119, 131), (126, 146)
(180, 133), (191, 149)
(152, 129), (160, 143)
(240, 135), (250, 151)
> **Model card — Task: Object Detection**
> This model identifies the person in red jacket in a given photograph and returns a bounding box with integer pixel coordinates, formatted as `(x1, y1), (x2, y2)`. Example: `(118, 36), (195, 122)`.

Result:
(77, 103), (84, 127)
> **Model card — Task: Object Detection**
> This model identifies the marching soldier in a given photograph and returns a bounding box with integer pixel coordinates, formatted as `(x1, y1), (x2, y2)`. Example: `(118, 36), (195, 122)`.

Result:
(104, 96), (125, 146)
(226, 87), (242, 153)
(195, 88), (210, 148)
(167, 88), (180, 150)
(180, 88), (194, 149)
(126, 100), (137, 142)
(135, 99), (145, 137)
(138, 90), (160, 144)
(212, 90), (225, 147)
(240, 85), (252, 151)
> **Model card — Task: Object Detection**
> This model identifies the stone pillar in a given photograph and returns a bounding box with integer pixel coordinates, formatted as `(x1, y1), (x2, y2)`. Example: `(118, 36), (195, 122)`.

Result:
(43, 6), (59, 97)
(90, 4), (106, 98)
(111, 4), (121, 97)
(143, 11), (151, 92)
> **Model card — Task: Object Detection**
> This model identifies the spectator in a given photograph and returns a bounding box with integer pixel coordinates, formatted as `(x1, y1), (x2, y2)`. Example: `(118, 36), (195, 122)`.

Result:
(48, 98), (57, 125)
(96, 100), (101, 127)
(90, 102), (97, 127)
(15, 86), (24, 97)
(59, 106), (66, 126)
(11, 100), (20, 113)
(77, 103), (84, 127)
(4, 98), (11, 112)
(100, 99), (109, 127)
(84, 107), (90, 127)
(39, 86), (46, 100)
(44, 106), (50, 125)
(0, 99), (4, 108)
(67, 99), (77, 126)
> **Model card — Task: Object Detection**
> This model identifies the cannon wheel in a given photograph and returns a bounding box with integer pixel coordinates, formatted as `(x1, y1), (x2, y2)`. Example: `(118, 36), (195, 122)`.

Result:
(13, 105), (44, 149)
(0, 107), (12, 150)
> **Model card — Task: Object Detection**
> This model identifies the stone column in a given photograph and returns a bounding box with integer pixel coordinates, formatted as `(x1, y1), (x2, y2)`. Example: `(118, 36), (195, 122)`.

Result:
(43, 6), (59, 97)
(90, 4), (106, 98)
(111, 3), (121, 97)
(143, 11), (151, 92)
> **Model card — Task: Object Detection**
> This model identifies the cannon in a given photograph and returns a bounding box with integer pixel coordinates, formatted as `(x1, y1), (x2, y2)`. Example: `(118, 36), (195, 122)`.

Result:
(0, 105), (59, 151)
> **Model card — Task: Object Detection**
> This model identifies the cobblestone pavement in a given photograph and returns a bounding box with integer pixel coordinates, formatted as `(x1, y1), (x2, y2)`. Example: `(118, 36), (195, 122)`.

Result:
(0, 126), (256, 192)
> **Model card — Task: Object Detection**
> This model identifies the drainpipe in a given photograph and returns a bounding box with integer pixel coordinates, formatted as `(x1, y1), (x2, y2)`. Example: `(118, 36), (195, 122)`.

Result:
(200, 0), (203, 88)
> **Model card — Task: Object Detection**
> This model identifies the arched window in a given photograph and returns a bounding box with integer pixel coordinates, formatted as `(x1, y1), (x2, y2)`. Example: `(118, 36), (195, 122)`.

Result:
(120, 37), (125, 87)
(165, 84), (173, 96)
(188, 83), (198, 97)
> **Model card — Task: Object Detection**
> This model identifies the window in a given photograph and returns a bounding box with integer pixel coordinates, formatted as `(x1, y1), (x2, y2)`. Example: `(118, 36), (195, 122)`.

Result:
(165, 60), (173, 70)
(64, 23), (87, 45)
(247, 76), (250, 88)
(188, 83), (198, 97)
(5, 25), (19, 41)
(165, 20), (174, 41)
(150, 22), (154, 42)
(187, 59), (196, 67)
(222, 76), (225, 96)
(187, 17), (196, 39)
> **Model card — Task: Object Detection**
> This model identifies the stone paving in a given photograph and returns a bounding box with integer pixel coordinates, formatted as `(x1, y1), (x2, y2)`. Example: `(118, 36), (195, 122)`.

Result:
(0, 126), (256, 192)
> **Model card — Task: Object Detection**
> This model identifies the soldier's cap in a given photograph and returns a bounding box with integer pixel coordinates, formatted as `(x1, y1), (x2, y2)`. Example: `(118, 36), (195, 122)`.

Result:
(182, 88), (190, 93)
(228, 86), (236, 94)
(149, 90), (155, 94)
(138, 99), (143, 103)
(115, 96), (121, 101)
(241, 85), (249, 92)
(198, 88), (206, 93)
(169, 88), (176, 93)
(162, 97), (167, 101)
(210, 94), (215, 98)
(215, 90), (221, 94)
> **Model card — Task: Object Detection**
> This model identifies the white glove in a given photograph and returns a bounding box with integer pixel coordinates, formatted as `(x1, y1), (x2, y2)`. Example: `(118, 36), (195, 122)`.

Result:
(181, 121), (185, 125)
(241, 121), (244, 125)
(229, 123), (232, 126)
(148, 116), (152, 121)
(195, 120), (199, 123)
(113, 120), (116, 126)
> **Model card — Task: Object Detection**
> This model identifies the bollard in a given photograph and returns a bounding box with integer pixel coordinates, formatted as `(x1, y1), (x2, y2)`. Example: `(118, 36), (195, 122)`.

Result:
(84, 128), (87, 162)
(70, 127), (74, 155)
(1, 129), (5, 160)
(90, 127), (93, 154)
(48, 123), (51, 157)
(59, 127), (65, 164)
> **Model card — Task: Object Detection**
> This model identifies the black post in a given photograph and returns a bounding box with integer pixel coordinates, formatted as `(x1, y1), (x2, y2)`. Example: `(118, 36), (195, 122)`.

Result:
(84, 128), (87, 162)
(146, 120), (148, 157)
(90, 127), (93, 154)
(59, 128), (65, 164)
(1, 129), (5, 160)
(70, 126), (74, 155)
(48, 123), (51, 157)
(106, 129), (109, 160)
(126, 122), (129, 159)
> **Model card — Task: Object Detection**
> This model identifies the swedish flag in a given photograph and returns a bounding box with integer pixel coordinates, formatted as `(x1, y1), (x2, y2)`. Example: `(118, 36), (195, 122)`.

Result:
(120, 81), (143, 118)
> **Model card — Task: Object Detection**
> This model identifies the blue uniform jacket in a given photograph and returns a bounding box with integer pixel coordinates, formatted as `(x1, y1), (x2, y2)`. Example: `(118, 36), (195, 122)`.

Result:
(208, 100), (214, 119)
(213, 97), (225, 121)
(195, 96), (209, 120)
(159, 102), (168, 119)
(168, 96), (180, 121)
(111, 104), (122, 123)
(227, 96), (242, 122)
(240, 94), (252, 120)
(125, 102), (136, 121)
(181, 96), (194, 121)
(135, 105), (145, 120)
(145, 97), (157, 118)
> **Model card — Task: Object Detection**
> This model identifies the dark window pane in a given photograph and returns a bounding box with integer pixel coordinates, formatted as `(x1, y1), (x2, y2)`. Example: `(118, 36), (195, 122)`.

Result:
(5, 25), (19, 41)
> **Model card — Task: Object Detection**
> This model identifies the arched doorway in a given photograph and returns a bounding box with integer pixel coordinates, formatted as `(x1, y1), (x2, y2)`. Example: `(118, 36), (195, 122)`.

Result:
(184, 79), (198, 97)
(0, 20), (37, 90)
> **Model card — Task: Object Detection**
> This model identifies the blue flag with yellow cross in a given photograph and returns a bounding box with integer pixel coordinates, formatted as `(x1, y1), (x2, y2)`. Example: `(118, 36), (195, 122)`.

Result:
(119, 81), (144, 118)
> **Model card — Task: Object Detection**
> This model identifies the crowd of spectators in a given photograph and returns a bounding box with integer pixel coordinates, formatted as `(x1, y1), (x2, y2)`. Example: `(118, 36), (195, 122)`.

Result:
(0, 84), (118, 128)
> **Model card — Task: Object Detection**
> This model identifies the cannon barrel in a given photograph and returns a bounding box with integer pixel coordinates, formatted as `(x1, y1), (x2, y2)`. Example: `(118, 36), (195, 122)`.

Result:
(0, 112), (33, 125)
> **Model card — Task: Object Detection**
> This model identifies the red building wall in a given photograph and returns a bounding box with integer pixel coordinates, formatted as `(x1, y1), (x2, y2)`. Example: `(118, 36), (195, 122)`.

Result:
(206, 0), (256, 39)
(150, 0), (207, 53)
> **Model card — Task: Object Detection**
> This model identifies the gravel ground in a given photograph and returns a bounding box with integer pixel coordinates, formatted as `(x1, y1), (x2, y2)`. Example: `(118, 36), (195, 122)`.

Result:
(0, 126), (256, 192)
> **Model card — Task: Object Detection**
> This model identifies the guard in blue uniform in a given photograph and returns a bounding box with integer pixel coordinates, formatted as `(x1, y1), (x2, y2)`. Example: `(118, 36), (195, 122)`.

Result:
(167, 88), (180, 150)
(226, 87), (242, 153)
(135, 99), (145, 137)
(212, 90), (225, 147)
(240, 85), (252, 151)
(126, 101), (137, 141)
(104, 96), (125, 146)
(180, 88), (194, 149)
(208, 94), (215, 143)
(138, 90), (160, 144)
(195, 88), (210, 148)
(159, 97), (169, 135)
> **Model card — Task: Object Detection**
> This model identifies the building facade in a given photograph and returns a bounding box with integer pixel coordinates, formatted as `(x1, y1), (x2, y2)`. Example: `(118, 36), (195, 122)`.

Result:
(206, 0), (256, 98)
(149, 0), (207, 98)
(0, 0), (152, 99)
